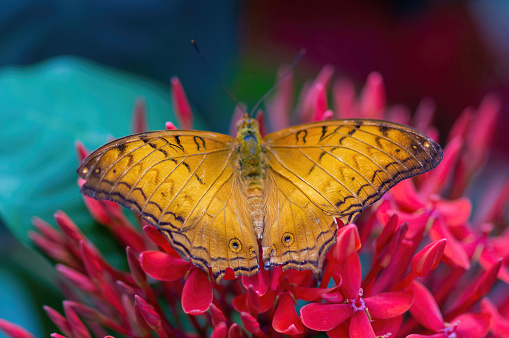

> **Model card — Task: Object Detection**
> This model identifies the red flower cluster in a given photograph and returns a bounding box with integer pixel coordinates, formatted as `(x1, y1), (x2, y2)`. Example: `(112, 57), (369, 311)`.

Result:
(1, 71), (508, 338)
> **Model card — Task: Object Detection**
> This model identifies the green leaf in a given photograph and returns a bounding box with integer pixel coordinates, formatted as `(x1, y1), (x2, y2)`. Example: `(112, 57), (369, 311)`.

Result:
(0, 56), (183, 245)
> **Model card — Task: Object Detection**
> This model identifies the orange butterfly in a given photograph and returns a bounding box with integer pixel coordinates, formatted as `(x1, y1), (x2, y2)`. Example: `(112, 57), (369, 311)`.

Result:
(78, 115), (442, 282)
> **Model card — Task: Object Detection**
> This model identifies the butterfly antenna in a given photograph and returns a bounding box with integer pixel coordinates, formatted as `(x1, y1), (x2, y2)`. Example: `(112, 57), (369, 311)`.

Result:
(249, 48), (306, 117)
(191, 40), (247, 115)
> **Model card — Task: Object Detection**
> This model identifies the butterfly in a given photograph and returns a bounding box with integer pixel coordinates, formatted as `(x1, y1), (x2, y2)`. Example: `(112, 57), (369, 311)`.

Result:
(78, 115), (442, 282)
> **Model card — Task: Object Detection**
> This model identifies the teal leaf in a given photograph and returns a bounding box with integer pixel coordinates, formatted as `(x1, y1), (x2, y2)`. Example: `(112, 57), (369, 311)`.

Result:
(0, 56), (191, 245)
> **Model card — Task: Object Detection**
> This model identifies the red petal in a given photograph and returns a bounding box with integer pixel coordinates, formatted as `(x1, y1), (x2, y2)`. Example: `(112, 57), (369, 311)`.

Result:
(337, 253), (362, 299)
(182, 267), (213, 315)
(326, 321), (350, 338)
(371, 315), (402, 337)
(63, 301), (91, 338)
(272, 294), (304, 335)
(242, 266), (270, 296)
(435, 198), (471, 227)
(420, 137), (462, 197)
(364, 289), (413, 319)
(407, 335), (446, 338)
(43, 306), (72, 337)
(246, 285), (261, 314)
(126, 247), (147, 287)
(54, 211), (84, 243)
(350, 311), (376, 338)
(375, 214), (399, 255)
(171, 77), (193, 129)
(0, 319), (35, 338)
(232, 294), (248, 313)
(292, 277), (341, 302)
(411, 239), (447, 276)
(240, 312), (262, 335)
(142, 225), (180, 257)
(211, 322), (227, 338)
(409, 281), (444, 332)
(139, 251), (190, 281)
(329, 224), (361, 263)
(227, 324), (242, 338)
(56, 264), (96, 292)
(480, 298), (509, 337)
(300, 303), (352, 331)
(454, 313), (491, 338)
(429, 218), (470, 270)
(388, 178), (425, 211)
(209, 304), (226, 327)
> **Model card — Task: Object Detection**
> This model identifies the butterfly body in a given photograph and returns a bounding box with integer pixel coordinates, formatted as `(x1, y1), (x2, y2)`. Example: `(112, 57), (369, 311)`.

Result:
(79, 116), (443, 282)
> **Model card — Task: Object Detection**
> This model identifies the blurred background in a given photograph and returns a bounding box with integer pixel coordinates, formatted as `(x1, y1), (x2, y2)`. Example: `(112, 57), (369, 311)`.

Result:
(0, 0), (508, 335)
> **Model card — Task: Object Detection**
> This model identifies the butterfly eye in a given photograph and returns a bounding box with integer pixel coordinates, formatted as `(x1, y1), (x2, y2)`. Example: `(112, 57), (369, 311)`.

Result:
(281, 232), (295, 247)
(229, 238), (242, 253)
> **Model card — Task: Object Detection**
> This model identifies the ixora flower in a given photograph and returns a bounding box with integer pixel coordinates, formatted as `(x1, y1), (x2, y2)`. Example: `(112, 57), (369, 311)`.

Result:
(1, 70), (508, 338)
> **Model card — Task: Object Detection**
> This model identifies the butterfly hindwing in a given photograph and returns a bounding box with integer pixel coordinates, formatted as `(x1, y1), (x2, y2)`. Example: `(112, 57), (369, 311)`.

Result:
(263, 119), (443, 224)
(262, 169), (337, 275)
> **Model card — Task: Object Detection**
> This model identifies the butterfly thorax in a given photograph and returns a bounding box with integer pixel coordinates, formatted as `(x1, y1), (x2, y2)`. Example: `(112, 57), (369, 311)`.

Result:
(236, 116), (265, 239)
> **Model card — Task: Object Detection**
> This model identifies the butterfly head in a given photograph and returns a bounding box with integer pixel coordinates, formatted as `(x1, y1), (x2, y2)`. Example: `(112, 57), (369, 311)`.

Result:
(235, 115), (261, 143)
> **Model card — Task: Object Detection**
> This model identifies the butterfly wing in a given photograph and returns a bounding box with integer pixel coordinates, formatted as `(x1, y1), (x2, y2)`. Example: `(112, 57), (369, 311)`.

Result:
(261, 168), (338, 275)
(78, 130), (259, 281)
(262, 119), (442, 272)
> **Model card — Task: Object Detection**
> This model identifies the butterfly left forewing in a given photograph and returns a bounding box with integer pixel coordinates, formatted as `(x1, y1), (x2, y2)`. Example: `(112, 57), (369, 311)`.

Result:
(79, 130), (259, 281)
(263, 119), (443, 224)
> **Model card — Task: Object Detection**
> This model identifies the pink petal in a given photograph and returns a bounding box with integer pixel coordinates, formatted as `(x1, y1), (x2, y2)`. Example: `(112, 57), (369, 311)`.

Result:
(0, 319), (35, 338)
(389, 180), (425, 211)
(407, 335), (446, 338)
(272, 294), (304, 335)
(364, 289), (414, 319)
(333, 77), (356, 119)
(411, 239), (447, 277)
(413, 97), (435, 133)
(454, 313), (491, 338)
(170, 77), (193, 129)
(74, 141), (89, 163)
(182, 267), (213, 315)
(300, 303), (353, 331)
(420, 137), (462, 197)
(358, 72), (385, 120)
(429, 218), (470, 270)
(134, 296), (164, 334)
(435, 198), (472, 227)
(43, 306), (72, 337)
(349, 311), (376, 338)
(139, 251), (190, 281)
(312, 84), (328, 121)
(165, 121), (177, 130)
(409, 281), (444, 332)
(326, 321), (350, 338)
(267, 65), (293, 131)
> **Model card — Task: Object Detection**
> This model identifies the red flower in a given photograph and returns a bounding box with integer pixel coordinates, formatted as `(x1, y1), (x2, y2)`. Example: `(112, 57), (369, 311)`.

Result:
(300, 253), (414, 337)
